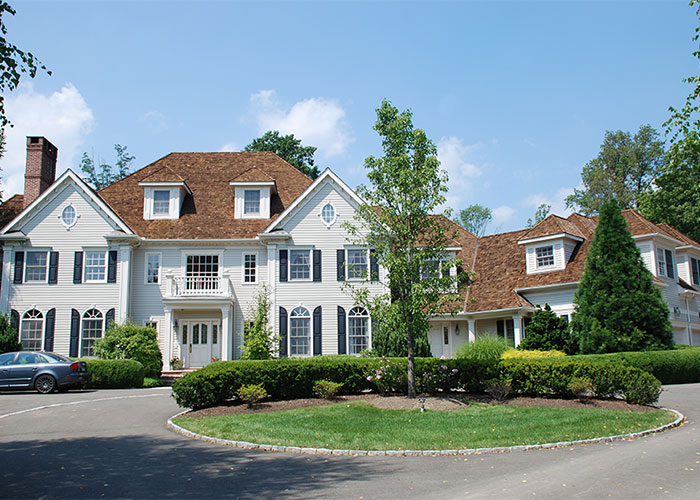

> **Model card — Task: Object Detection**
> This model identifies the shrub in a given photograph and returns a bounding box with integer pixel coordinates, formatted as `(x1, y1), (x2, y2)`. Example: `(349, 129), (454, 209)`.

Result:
(313, 380), (343, 399)
(81, 358), (145, 389)
(93, 322), (162, 377)
(417, 361), (460, 395)
(502, 349), (566, 359)
(143, 377), (163, 388)
(0, 314), (21, 354)
(236, 384), (268, 406)
(568, 377), (593, 400)
(241, 285), (278, 360)
(365, 357), (407, 395)
(484, 378), (511, 401)
(519, 304), (575, 353)
(170, 357), (183, 370)
(455, 335), (508, 364)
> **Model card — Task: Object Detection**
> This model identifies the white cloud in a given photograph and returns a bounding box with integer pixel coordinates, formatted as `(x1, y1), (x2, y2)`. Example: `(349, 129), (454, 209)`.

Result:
(219, 142), (240, 152)
(1, 82), (94, 198)
(521, 186), (577, 218)
(248, 89), (353, 159)
(492, 205), (516, 226)
(437, 135), (483, 209)
(140, 110), (167, 132)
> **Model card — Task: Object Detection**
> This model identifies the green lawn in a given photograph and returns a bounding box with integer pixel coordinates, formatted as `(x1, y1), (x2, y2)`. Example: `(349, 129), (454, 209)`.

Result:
(173, 401), (675, 450)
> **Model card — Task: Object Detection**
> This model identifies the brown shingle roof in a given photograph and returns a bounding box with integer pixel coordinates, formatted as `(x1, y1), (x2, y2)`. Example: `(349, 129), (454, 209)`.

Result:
(520, 214), (585, 241)
(99, 152), (312, 239)
(139, 165), (185, 183)
(231, 166), (276, 183)
(0, 194), (24, 229)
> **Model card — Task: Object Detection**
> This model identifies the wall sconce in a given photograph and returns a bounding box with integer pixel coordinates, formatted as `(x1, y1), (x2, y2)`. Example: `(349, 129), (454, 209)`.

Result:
(455, 324), (460, 336)
(673, 306), (681, 315)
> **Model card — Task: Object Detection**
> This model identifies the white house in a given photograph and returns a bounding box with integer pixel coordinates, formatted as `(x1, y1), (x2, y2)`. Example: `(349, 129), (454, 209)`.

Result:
(0, 137), (698, 371)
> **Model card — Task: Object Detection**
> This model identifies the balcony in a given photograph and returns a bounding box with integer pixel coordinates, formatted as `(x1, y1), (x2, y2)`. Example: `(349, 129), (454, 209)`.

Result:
(167, 276), (232, 298)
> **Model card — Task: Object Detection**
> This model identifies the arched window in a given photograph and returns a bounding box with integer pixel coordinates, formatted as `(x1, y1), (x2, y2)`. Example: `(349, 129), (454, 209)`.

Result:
(20, 309), (43, 351)
(348, 307), (370, 354)
(289, 307), (310, 356)
(81, 309), (103, 357)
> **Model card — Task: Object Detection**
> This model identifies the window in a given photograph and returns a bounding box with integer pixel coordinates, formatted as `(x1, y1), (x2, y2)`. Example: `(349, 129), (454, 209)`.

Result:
(244, 190), (260, 215)
(535, 246), (554, 268)
(145, 321), (158, 331)
(443, 326), (449, 345)
(153, 190), (171, 216)
(61, 205), (78, 229)
(289, 307), (310, 356)
(657, 248), (675, 279)
(321, 203), (336, 226)
(348, 306), (370, 354)
(243, 253), (257, 283)
(85, 251), (106, 282)
(692, 258), (700, 286)
(496, 319), (515, 348)
(146, 253), (160, 284)
(0, 352), (16, 365)
(81, 309), (104, 357)
(347, 249), (368, 279)
(20, 309), (43, 350)
(25, 251), (48, 282)
(186, 254), (219, 290)
(289, 250), (311, 280)
(421, 260), (440, 280)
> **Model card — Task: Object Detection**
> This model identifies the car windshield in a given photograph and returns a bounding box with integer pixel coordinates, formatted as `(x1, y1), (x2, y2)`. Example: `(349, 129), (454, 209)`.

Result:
(43, 352), (72, 363)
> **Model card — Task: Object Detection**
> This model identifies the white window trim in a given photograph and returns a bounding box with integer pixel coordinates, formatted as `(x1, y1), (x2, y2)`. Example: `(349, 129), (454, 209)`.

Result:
(319, 202), (338, 228)
(144, 252), (162, 285)
(347, 306), (372, 355)
(83, 249), (108, 283)
(58, 203), (80, 230)
(345, 247), (370, 281)
(233, 186), (271, 219)
(23, 248), (50, 284)
(691, 256), (700, 286)
(288, 248), (313, 282)
(243, 189), (261, 216)
(289, 306), (312, 357)
(145, 320), (159, 333)
(180, 249), (225, 277)
(80, 308), (104, 358)
(535, 245), (556, 269)
(656, 246), (675, 278)
(142, 186), (182, 220)
(242, 251), (259, 284)
(20, 309), (44, 350)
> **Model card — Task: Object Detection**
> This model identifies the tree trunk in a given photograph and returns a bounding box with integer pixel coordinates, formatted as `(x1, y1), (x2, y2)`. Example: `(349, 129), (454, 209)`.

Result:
(406, 328), (416, 398)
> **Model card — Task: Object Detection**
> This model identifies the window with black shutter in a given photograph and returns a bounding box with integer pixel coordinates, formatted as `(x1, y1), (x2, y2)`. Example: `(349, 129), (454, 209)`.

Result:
(48, 252), (59, 284)
(73, 252), (83, 284)
(313, 306), (322, 355)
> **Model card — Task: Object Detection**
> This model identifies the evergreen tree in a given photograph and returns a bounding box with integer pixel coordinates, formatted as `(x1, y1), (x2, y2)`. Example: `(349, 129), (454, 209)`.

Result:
(570, 199), (673, 353)
(519, 304), (574, 353)
(0, 313), (20, 354)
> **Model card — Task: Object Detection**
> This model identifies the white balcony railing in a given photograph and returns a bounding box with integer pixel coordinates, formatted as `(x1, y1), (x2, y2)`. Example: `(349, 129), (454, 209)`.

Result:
(168, 276), (230, 297)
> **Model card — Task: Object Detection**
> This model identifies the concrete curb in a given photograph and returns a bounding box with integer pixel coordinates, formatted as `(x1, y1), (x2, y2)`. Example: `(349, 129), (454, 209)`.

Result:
(167, 407), (685, 457)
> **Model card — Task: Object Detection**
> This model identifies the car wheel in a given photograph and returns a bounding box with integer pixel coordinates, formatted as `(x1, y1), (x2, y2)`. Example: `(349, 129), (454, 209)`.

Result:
(35, 375), (57, 394)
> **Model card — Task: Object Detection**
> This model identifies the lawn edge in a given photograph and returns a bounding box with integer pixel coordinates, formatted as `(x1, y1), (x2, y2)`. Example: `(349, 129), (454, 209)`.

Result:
(166, 406), (685, 457)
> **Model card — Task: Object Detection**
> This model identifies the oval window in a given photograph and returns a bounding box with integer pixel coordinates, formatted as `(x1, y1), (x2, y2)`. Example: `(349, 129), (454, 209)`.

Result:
(61, 205), (77, 228)
(321, 203), (335, 226)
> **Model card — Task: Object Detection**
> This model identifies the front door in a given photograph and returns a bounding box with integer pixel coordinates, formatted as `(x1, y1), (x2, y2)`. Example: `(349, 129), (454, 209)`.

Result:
(183, 320), (221, 368)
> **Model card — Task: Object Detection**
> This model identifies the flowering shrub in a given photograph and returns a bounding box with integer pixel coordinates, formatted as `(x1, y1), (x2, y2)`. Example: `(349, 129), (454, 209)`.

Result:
(365, 358), (407, 395)
(170, 357), (183, 370)
(417, 363), (460, 395)
(211, 357), (221, 362)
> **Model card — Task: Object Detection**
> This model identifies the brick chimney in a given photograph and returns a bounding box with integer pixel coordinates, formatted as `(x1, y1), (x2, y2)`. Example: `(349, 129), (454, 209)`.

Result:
(24, 136), (58, 209)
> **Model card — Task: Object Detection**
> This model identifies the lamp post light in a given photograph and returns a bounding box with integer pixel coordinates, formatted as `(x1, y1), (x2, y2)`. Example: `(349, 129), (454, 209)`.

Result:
(418, 397), (426, 412)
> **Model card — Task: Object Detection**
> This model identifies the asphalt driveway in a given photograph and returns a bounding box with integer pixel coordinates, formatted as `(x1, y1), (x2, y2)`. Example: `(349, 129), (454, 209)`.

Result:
(1, 384), (698, 499)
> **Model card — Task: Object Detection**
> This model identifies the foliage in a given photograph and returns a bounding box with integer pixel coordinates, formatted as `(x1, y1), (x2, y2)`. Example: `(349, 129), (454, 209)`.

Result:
(484, 378), (512, 401)
(0, 313), (20, 354)
(244, 130), (319, 179)
(241, 285), (278, 360)
(455, 335), (508, 365)
(565, 125), (666, 215)
(80, 358), (145, 389)
(568, 377), (593, 400)
(142, 377), (163, 388)
(170, 357), (183, 370)
(93, 322), (163, 377)
(519, 304), (575, 353)
(526, 203), (550, 228)
(365, 357), (408, 395)
(236, 383), (268, 406)
(570, 199), (673, 353)
(347, 99), (461, 397)
(416, 362), (460, 395)
(0, 2), (51, 131)
(80, 144), (135, 189)
(454, 204), (492, 236)
(364, 295), (431, 357)
(313, 379), (343, 399)
(502, 349), (566, 359)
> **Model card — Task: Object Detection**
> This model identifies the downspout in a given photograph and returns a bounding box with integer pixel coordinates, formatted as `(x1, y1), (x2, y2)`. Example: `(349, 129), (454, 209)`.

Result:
(463, 237), (480, 310)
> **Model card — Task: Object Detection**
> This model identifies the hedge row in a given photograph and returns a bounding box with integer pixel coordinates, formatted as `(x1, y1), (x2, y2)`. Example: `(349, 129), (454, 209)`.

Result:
(171, 355), (660, 409)
(568, 346), (700, 384)
(81, 358), (145, 389)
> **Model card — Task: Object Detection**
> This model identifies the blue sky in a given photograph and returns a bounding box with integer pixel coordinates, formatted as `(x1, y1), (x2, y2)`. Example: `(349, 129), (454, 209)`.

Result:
(1, 0), (697, 232)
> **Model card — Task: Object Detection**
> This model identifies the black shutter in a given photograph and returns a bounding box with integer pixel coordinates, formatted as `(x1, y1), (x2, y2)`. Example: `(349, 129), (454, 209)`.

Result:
(370, 249), (379, 281)
(44, 308), (55, 351)
(337, 306), (346, 355)
(279, 250), (288, 283)
(279, 307), (288, 357)
(107, 250), (118, 283)
(665, 249), (675, 279)
(13, 251), (24, 284)
(70, 309), (80, 357)
(106, 308), (115, 329)
(48, 252), (59, 284)
(496, 320), (504, 338)
(10, 309), (19, 332)
(313, 250), (322, 282)
(73, 252), (83, 284)
(313, 306), (322, 355)
(337, 249), (345, 281)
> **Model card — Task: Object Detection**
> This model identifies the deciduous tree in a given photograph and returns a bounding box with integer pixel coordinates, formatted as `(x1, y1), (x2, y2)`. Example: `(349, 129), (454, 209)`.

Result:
(244, 130), (320, 179)
(80, 144), (135, 189)
(455, 204), (492, 236)
(526, 203), (550, 228)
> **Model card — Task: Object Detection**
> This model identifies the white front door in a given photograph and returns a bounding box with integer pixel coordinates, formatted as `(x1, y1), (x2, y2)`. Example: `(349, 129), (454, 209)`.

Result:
(183, 320), (221, 368)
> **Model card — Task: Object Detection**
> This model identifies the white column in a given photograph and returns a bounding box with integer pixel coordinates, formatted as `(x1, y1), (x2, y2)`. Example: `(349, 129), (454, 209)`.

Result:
(467, 318), (476, 343)
(0, 245), (14, 313)
(164, 307), (173, 370)
(117, 244), (132, 323)
(221, 304), (231, 361)
(512, 315), (522, 347)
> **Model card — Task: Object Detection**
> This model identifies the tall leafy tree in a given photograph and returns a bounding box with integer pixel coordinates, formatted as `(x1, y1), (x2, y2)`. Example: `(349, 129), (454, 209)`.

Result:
(570, 199), (673, 354)
(455, 204), (492, 236)
(565, 125), (666, 215)
(347, 99), (461, 397)
(244, 130), (320, 179)
(80, 144), (135, 189)
(526, 203), (550, 228)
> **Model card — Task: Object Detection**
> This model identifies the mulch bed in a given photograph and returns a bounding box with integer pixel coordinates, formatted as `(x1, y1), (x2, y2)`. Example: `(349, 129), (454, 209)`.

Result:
(185, 393), (656, 418)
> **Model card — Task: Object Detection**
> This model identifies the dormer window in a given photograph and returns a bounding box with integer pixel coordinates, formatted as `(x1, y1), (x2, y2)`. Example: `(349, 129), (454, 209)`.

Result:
(536, 245), (554, 268)
(656, 248), (675, 279)
(139, 180), (191, 220)
(244, 190), (261, 215)
(231, 182), (273, 219)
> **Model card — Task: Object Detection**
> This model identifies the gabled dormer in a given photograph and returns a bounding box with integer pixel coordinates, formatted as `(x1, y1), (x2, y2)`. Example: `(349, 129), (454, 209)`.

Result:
(138, 166), (191, 220)
(229, 167), (276, 219)
(517, 215), (585, 274)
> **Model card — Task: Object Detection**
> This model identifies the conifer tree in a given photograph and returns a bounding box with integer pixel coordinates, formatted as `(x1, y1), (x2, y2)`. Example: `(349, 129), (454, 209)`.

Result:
(570, 199), (673, 353)
(519, 304), (574, 353)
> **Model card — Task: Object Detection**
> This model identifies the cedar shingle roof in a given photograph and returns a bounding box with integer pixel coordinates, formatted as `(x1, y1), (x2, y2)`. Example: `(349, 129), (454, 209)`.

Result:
(520, 214), (585, 241)
(99, 152), (312, 239)
(0, 194), (24, 229)
(231, 166), (276, 183)
(139, 165), (185, 183)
